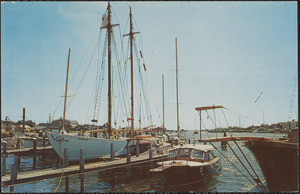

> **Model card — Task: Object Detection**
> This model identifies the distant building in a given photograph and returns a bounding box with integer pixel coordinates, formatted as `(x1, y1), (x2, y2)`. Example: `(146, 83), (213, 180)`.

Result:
(50, 119), (79, 129)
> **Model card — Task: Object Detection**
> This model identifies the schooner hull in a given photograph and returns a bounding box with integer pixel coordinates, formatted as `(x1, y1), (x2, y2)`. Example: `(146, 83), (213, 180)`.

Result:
(46, 131), (128, 161)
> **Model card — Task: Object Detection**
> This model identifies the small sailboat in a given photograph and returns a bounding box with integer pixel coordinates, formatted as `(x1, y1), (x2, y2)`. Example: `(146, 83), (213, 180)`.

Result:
(47, 3), (158, 161)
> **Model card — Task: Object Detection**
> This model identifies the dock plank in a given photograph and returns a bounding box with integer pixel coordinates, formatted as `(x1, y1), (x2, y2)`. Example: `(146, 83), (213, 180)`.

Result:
(1, 150), (168, 186)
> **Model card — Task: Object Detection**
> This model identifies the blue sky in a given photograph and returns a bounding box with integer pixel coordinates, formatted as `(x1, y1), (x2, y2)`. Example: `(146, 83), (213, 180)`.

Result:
(1, 1), (297, 130)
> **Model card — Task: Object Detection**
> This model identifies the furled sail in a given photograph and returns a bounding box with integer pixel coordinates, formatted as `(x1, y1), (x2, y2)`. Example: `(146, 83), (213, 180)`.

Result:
(101, 13), (108, 29)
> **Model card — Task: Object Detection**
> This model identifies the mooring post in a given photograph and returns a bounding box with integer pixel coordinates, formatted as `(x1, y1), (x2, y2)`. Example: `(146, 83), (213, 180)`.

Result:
(149, 149), (153, 159)
(10, 163), (17, 192)
(42, 136), (46, 147)
(110, 143), (115, 161)
(2, 154), (7, 176)
(136, 141), (140, 157)
(79, 148), (84, 193)
(63, 147), (69, 167)
(14, 156), (19, 171)
(126, 146), (131, 163)
(65, 176), (69, 192)
(2, 141), (7, 154)
(16, 137), (21, 149)
(127, 167), (131, 178)
(33, 138), (37, 169)
(149, 150), (154, 169)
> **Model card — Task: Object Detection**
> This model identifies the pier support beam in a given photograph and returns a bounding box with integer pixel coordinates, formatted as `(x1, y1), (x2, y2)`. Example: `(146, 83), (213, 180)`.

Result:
(136, 141), (139, 157)
(1, 154), (7, 176)
(79, 148), (85, 193)
(110, 143), (115, 161)
(16, 138), (22, 149)
(65, 176), (69, 192)
(63, 147), (69, 167)
(126, 146), (131, 163)
(2, 141), (7, 154)
(33, 138), (37, 169)
(10, 158), (18, 192)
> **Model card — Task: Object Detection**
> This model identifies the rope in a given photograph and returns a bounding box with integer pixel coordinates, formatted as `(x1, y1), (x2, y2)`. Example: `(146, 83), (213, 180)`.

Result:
(209, 142), (264, 192)
(232, 139), (267, 191)
(53, 168), (64, 192)
(221, 108), (232, 137)
(226, 142), (267, 192)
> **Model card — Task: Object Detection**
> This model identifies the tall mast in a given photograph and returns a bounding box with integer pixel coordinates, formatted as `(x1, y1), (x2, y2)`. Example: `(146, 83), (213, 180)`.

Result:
(107, 3), (112, 135)
(124, 7), (139, 133)
(162, 74), (165, 132)
(61, 48), (71, 134)
(175, 38), (180, 133)
(101, 2), (118, 136)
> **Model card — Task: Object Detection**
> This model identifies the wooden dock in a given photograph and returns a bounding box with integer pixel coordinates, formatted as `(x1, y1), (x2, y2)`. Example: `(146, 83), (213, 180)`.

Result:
(3, 146), (54, 156)
(1, 149), (168, 187)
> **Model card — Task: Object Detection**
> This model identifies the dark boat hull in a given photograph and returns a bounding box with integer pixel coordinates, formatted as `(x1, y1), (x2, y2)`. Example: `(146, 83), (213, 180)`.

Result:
(161, 159), (222, 187)
(245, 140), (298, 192)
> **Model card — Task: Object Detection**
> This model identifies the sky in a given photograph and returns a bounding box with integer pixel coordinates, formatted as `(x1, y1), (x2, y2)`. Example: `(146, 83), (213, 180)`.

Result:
(1, 1), (298, 131)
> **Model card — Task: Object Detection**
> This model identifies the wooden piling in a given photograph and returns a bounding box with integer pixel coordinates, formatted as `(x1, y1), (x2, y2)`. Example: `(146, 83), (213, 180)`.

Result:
(10, 163), (17, 192)
(42, 136), (46, 147)
(65, 176), (69, 192)
(149, 149), (153, 160)
(2, 141), (7, 154)
(2, 155), (7, 176)
(63, 147), (69, 167)
(110, 143), (115, 161)
(136, 141), (140, 157)
(79, 148), (84, 193)
(17, 138), (22, 149)
(126, 146), (131, 163)
(127, 167), (131, 178)
(33, 138), (37, 169)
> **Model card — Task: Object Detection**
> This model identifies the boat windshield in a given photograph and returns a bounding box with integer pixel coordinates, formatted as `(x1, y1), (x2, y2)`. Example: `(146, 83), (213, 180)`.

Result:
(169, 149), (178, 158)
(191, 149), (204, 159)
(177, 148), (191, 158)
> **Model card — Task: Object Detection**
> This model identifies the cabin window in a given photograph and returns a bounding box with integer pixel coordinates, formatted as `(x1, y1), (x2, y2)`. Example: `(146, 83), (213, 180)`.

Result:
(178, 148), (191, 158)
(208, 151), (214, 159)
(191, 150), (204, 159)
(169, 149), (178, 158)
(204, 152), (210, 161)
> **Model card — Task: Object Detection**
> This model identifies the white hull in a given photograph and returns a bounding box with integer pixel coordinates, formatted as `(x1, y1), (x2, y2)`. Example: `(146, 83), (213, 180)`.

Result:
(46, 131), (128, 161)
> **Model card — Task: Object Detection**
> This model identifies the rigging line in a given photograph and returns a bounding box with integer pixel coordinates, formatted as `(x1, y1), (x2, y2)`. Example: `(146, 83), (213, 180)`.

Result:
(274, 71), (297, 122)
(232, 139), (267, 191)
(68, 28), (100, 87)
(93, 31), (108, 122)
(52, 97), (63, 120)
(205, 110), (218, 133)
(225, 108), (261, 124)
(85, 77), (97, 124)
(221, 108), (232, 136)
(133, 40), (152, 125)
(209, 142), (265, 192)
(226, 142), (267, 192)
(111, 32), (130, 125)
(66, 38), (100, 110)
(95, 33), (108, 121)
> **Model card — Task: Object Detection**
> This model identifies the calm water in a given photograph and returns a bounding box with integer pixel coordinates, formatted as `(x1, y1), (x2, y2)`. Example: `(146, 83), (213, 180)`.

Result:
(2, 131), (285, 192)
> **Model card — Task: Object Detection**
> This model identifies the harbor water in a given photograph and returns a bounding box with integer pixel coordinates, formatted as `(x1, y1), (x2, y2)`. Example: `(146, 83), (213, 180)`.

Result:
(1, 131), (286, 192)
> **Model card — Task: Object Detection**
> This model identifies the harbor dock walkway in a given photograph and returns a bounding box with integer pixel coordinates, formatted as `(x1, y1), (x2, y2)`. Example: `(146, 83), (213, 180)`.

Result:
(1, 149), (168, 187)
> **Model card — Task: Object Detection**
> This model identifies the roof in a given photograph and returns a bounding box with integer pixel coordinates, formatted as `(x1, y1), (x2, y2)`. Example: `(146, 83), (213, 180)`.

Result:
(174, 143), (214, 152)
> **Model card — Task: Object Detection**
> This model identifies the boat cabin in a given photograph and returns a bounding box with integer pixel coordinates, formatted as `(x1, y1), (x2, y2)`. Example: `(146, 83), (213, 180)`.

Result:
(169, 144), (216, 162)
